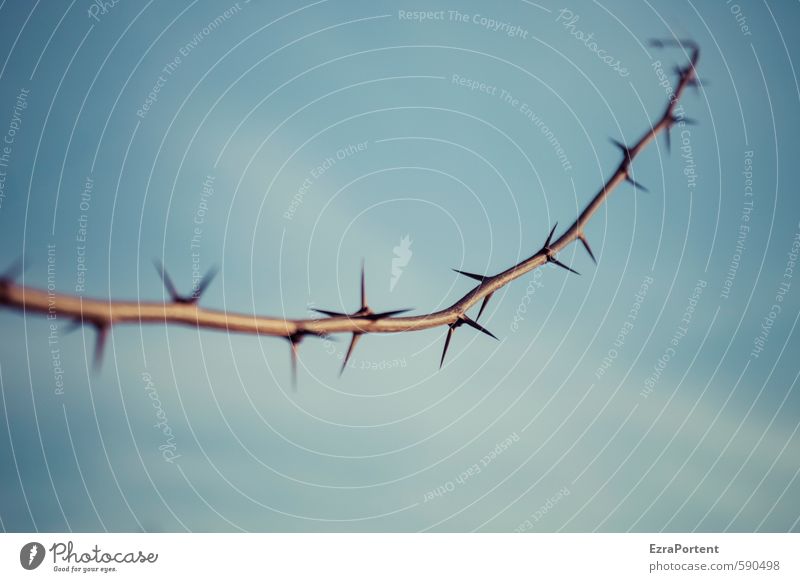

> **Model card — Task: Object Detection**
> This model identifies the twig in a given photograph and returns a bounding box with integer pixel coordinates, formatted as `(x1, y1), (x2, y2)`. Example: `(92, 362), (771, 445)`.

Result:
(0, 41), (700, 374)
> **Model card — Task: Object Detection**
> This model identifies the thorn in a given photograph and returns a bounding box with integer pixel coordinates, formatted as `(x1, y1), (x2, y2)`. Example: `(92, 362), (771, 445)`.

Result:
(312, 307), (411, 321)
(191, 265), (218, 301)
(665, 114), (683, 152)
(549, 257), (581, 276)
(93, 324), (108, 370)
(651, 38), (698, 51)
(155, 260), (216, 304)
(312, 262), (410, 332)
(540, 222), (579, 274)
(452, 269), (493, 321)
(690, 78), (707, 87)
(439, 325), (455, 368)
(360, 259), (367, 311)
(365, 308), (413, 320)
(672, 64), (689, 79)
(665, 114), (698, 154)
(544, 222), (558, 249)
(649, 39), (700, 68)
(340, 333), (362, 376)
(311, 308), (347, 318)
(452, 268), (487, 282)
(666, 113), (680, 129)
(288, 333), (302, 390)
(439, 313), (500, 369)
(625, 173), (649, 193)
(686, 77), (705, 94)
(475, 293), (492, 322)
(673, 65), (705, 93)
(154, 260), (179, 302)
(459, 314), (498, 340)
(610, 139), (632, 162)
(1, 257), (24, 284)
(310, 260), (410, 376)
(578, 234), (597, 265)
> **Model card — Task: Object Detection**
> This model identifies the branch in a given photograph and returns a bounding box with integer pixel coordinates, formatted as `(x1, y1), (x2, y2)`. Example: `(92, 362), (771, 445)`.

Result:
(0, 41), (700, 374)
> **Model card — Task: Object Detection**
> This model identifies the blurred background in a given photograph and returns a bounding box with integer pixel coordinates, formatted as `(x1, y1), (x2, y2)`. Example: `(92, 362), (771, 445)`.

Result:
(0, 0), (798, 532)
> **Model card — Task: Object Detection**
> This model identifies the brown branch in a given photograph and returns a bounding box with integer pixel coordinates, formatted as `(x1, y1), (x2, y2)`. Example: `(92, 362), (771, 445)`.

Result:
(0, 41), (700, 371)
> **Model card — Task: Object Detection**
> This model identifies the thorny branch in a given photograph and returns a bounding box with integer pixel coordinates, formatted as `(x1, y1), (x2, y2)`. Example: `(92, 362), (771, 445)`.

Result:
(0, 40), (700, 380)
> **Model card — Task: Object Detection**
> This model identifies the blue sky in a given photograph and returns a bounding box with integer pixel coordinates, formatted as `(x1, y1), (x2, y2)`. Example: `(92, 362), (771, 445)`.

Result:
(0, 0), (799, 532)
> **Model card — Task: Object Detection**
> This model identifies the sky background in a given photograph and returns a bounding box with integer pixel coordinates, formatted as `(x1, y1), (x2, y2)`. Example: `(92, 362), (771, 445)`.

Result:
(0, 0), (799, 532)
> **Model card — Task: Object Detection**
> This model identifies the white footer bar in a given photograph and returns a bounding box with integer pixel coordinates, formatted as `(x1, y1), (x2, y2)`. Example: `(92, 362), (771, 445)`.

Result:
(1, 533), (797, 581)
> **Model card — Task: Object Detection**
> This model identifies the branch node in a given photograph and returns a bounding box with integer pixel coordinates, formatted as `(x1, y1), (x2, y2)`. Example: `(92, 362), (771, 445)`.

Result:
(453, 269), (492, 321)
(611, 139), (634, 166)
(312, 262), (411, 326)
(154, 260), (217, 304)
(541, 223), (580, 275)
(439, 313), (498, 368)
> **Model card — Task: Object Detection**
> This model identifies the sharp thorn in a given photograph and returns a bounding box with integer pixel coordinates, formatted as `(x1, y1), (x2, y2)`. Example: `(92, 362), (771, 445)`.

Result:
(650, 38), (697, 50)
(1, 257), (24, 283)
(476, 293), (492, 322)
(340, 333), (362, 376)
(360, 259), (367, 311)
(579, 235), (597, 265)
(440, 325), (455, 368)
(452, 268), (487, 282)
(366, 308), (413, 320)
(649, 39), (700, 67)
(687, 78), (705, 93)
(191, 265), (218, 302)
(154, 260), (179, 302)
(311, 308), (347, 318)
(544, 222), (558, 248)
(667, 113), (697, 130)
(93, 324), (108, 370)
(315, 260), (409, 324)
(289, 336), (300, 391)
(459, 314), (498, 340)
(625, 174), (649, 193)
(549, 257), (581, 276)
